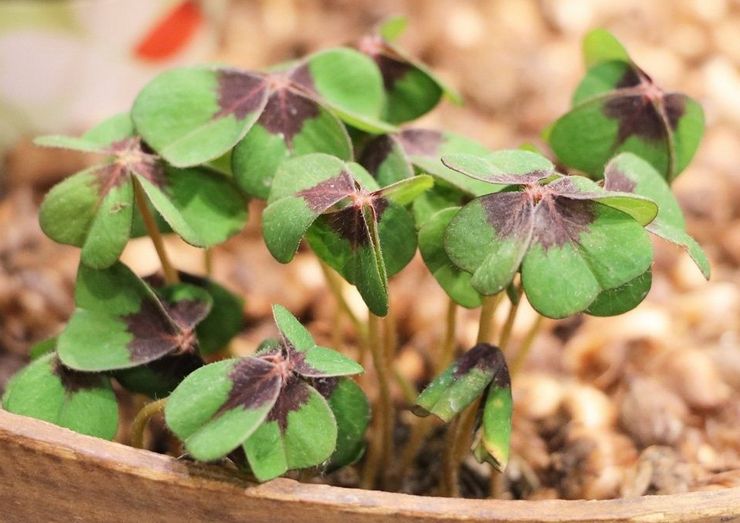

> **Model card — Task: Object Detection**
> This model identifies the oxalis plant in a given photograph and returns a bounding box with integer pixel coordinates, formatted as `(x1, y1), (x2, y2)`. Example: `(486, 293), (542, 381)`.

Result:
(2, 21), (709, 497)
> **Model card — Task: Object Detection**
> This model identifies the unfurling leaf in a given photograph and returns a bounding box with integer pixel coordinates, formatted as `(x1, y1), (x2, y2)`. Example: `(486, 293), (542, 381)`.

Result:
(3, 350), (118, 439)
(413, 343), (506, 422)
(263, 154), (428, 316)
(472, 358), (512, 471)
(58, 262), (212, 371)
(442, 151), (657, 318)
(548, 30), (704, 182)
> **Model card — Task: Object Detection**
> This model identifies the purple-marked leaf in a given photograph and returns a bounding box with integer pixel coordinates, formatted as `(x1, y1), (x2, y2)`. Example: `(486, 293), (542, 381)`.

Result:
(243, 378), (337, 481)
(313, 377), (370, 470)
(265, 155), (420, 316)
(472, 356), (512, 471)
(263, 154), (356, 263)
(413, 343), (505, 422)
(442, 150), (555, 186)
(2, 352), (118, 440)
(398, 129), (495, 196)
(444, 153), (654, 318)
(58, 262), (212, 371)
(132, 67), (269, 167)
(165, 357), (282, 461)
(271, 304), (363, 378)
(548, 32), (704, 182)
(114, 351), (203, 398)
(420, 207), (482, 308)
(289, 48), (395, 133)
(582, 28), (631, 68)
(586, 269), (652, 317)
(359, 134), (414, 186)
(603, 152), (710, 278)
(232, 77), (353, 199)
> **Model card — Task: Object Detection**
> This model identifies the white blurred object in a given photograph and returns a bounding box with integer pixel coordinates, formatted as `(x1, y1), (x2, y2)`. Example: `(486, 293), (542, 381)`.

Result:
(0, 0), (226, 153)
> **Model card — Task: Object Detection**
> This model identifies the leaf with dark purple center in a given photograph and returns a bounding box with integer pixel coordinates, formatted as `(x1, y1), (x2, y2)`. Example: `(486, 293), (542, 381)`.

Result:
(547, 31), (704, 182)
(3, 351), (118, 440)
(444, 151), (657, 318)
(232, 77), (353, 199)
(132, 67), (269, 167)
(313, 377), (370, 470)
(289, 47), (395, 133)
(114, 351), (203, 398)
(36, 114), (248, 268)
(264, 154), (427, 316)
(165, 357), (282, 461)
(243, 378), (337, 481)
(57, 262), (212, 372)
(413, 343), (505, 422)
(359, 134), (414, 186)
(603, 153), (710, 279)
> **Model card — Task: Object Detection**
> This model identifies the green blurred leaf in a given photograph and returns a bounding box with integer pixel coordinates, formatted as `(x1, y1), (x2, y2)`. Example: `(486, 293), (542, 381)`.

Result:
(419, 207), (481, 308)
(582, 28), (630, 68)
(2, 352), (118, 439)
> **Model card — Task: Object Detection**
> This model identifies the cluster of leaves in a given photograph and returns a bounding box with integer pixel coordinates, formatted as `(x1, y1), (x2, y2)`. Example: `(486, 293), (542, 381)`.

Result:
(2, 21), (709, 486)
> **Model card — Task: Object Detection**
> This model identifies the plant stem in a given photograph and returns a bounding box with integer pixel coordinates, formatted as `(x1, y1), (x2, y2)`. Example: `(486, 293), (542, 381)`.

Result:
(510, 315), (545, 376)
(318, 260), (368, 347)
(361, 311), (394, 489)
(130, 397), (168, 449)
(499, 286), (523, 352)
(204, 248), (214, 277)
(437, 299), (458, 373)
(477, 293), (503, 344)
(133, 179), (179, 285)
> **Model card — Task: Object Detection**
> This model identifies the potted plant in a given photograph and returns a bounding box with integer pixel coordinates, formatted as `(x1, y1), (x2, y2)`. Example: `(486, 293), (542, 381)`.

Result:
(1, 20), (737, 522)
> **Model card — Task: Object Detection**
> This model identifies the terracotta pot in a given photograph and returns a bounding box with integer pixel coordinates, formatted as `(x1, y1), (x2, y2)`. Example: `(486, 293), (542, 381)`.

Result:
(0, 410), (737, 522)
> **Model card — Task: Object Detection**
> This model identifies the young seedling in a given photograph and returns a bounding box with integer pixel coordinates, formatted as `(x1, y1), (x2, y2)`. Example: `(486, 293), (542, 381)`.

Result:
(164, 305), (367, 481)
(546, 29), (704, 183)
(35, 113), (248, 270)
(262, 153), (432, 317)
(2, 341), (118, 440)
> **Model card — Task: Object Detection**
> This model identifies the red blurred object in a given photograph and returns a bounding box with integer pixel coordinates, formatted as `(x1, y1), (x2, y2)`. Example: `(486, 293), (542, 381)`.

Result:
(134, 1), (203, 62)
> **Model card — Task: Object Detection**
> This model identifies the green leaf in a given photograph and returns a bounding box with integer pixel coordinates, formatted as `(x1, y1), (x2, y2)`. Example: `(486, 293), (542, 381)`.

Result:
(472, 361), (512, 471)
(603, 152), (710, 278)
(231, 87), (353, 199)
(165, 358), (282, 462)
(34, 135), (106, 153)
(444, 165), (654, 317)
(586, 269), (652, 317)
(29, 337), (57, 360)
(548, 59), (704, 182)
(265, 155), (418, 316)
(359, 134), (415, 186)
(243, 379), (337, 481)
(378, 16), (407, 42)
(582, 28), (630, 68)
(132, 67), (269, 167)
(412, 180), (468, 226)
(413, 343), (503, 422)
(399, 129), (494, 196)
(2, 353), (118, 439)
(263, 154), (354, 263)
(314, 377), (370, 470)
(419, 207), (481, 308)
(292, 48), (395, 133)
(58, 263), (211, 371)
(377, 174), (433, 205)
(442, 150), (555, 186)
(272, 304), (364, 377)
(134, 166), (248, 248)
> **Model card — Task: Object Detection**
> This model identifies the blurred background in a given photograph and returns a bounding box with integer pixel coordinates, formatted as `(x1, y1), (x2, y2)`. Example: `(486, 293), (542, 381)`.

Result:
(0, 0), (738, 499)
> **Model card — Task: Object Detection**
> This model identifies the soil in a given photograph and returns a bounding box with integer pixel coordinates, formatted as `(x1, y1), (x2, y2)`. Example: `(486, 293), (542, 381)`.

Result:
(1, 0), (739, 501)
